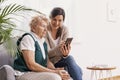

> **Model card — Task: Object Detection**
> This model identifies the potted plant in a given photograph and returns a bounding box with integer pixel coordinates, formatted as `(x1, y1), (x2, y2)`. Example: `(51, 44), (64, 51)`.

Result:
(0, 0), (44, 56)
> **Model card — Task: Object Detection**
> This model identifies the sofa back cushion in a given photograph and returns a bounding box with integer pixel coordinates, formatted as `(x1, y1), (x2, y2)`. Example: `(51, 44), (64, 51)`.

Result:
(0, 37), (18, 67)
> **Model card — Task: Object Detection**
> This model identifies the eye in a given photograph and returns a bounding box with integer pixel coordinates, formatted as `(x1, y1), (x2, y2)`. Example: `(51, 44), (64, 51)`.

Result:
(41, 24), (47, 28)
(42, 25), (46, 28)
(59, 20), (62, 22)
(53, 19), (56, 21)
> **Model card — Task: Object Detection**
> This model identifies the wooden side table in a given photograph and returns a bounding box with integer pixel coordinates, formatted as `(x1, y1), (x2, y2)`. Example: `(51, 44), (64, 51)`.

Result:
(87, 65), (116, 80)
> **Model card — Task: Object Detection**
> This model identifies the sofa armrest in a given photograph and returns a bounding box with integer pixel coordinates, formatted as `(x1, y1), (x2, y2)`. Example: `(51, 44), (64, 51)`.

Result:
(0, 65), (15, 80)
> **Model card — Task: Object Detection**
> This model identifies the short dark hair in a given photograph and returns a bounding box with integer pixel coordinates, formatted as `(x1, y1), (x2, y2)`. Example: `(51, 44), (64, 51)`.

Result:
(50, 7), (65, 21)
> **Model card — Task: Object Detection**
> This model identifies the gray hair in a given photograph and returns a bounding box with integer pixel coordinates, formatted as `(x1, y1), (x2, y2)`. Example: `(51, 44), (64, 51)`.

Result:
(30, 15), (48, 31)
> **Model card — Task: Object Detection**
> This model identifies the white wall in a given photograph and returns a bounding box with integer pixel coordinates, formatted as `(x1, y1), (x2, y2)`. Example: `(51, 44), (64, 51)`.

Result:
(70, 0), (120, 80)
(9, 0), (120, 80)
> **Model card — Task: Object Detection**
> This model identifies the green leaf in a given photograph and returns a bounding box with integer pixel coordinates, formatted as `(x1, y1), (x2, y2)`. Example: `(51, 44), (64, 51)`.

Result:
(0, 0), (45, 56)
(0, 0), (6, 3)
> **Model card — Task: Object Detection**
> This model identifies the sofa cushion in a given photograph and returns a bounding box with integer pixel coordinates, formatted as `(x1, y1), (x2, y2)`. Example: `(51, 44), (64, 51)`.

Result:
(0, 44), (14, 67)
(0, 65), (15, 80)
(16, 72), (62, 80)
(0, 37), (18, 67)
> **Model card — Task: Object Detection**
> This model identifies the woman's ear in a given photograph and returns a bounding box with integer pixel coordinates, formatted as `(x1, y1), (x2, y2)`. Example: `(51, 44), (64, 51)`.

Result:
(31, 26), (36, 32)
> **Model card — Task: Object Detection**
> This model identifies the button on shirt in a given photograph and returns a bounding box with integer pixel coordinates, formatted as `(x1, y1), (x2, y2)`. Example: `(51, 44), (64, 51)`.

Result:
(19, 32), (46, 59)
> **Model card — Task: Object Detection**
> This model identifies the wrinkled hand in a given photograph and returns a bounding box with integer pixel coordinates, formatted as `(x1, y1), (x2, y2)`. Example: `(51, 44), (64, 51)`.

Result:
(55, 70), (70, 80)
(55, 67), (64, 70)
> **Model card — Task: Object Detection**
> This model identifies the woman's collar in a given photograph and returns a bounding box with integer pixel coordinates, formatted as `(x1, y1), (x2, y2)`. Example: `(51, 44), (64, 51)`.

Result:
(31, 32), (45, 43)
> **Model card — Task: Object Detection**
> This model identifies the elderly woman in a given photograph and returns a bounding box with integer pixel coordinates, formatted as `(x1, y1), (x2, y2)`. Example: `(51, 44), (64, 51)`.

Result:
(14, 15), (71, 80)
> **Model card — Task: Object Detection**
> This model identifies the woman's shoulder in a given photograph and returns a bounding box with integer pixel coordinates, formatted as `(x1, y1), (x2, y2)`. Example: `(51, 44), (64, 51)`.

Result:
(61, 25), (69, 32)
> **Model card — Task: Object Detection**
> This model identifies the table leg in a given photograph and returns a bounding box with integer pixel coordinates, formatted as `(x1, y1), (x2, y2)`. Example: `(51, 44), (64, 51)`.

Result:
(91, 70), (94, 80)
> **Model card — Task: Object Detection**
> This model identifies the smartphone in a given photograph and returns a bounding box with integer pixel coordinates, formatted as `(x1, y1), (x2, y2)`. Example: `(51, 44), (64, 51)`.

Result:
(65, 38), (73, 47)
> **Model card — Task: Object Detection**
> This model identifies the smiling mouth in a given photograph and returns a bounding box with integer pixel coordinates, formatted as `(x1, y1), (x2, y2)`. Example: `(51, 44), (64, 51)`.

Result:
(53, 26), (59, 28)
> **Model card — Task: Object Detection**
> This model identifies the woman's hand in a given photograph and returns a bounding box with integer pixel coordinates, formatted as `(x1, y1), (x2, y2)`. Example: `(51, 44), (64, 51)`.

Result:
(55, 67), (64, 70)
(55, 70), (71, 80)
(59, 42), (71, 57)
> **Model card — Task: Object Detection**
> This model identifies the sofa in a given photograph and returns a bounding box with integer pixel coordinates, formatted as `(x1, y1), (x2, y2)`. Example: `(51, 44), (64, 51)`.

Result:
(0, 37), (61, 80)
(0, 37), (17, 80)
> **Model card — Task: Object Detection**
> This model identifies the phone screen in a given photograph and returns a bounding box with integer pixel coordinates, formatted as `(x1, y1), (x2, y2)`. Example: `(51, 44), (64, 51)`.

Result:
(65, 38), (73, 46)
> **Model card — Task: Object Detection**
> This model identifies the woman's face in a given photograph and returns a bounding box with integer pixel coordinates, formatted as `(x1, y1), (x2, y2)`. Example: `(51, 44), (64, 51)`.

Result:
(33, 20), (47, 38)
(50, 15), (64, 29)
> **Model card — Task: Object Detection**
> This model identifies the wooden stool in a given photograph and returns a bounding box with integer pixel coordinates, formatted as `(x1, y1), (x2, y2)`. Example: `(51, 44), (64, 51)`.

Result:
(87, 65), (116, 80)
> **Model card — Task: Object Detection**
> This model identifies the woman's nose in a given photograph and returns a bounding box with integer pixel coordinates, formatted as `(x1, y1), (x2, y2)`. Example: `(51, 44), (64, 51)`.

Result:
(44, 27), (47, 31)
(55, 21), (59, 25)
